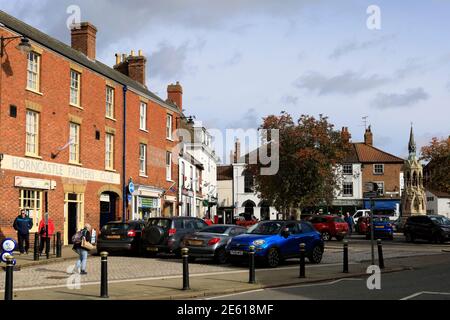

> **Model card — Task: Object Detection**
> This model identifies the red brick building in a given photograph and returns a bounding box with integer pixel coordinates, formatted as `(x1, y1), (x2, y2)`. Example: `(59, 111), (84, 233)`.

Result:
(0, 11), (182, 244)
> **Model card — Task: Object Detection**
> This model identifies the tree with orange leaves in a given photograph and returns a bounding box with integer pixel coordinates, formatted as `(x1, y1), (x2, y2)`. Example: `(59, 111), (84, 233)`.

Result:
(421, 136), (450, 193)
(250, 112), (351, 219)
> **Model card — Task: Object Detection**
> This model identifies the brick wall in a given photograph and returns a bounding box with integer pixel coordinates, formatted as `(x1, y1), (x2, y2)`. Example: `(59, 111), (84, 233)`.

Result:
(361, 163), (403, 196)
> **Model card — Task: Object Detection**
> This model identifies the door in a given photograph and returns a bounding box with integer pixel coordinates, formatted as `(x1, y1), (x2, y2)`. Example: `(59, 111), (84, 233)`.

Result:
(279, 223), (300, 257)
(68, 202), (78, 244)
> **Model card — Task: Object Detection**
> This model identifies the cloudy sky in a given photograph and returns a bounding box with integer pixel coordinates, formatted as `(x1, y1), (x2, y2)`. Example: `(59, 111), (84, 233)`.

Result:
(2, 0), (449, 163)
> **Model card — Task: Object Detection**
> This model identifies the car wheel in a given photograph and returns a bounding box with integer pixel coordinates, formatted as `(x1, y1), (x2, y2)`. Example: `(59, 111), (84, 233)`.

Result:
(432, 233), (442, 244)
(308, 245), (323, 264)
(266, 248), (280, 268)
(321, 232), (331, 241)
(335, 235), (344, 241)
(405, 232), (414, 243)
(214, 248), (228, 264)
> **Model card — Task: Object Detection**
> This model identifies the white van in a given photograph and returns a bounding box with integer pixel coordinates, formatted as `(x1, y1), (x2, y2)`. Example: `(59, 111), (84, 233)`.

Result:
(352, 210), (371, 224)
(353, 209), (400, 223)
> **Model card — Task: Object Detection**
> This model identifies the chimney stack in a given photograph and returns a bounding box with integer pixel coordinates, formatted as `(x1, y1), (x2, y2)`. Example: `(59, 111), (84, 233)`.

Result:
(71, 22), (97, 60)
(341, 127), (351, 143)
(234, 138), (241, 163)
(364, 125), (373, 146)
(113, 50), (147, 87)
(167, 82), (183, 111)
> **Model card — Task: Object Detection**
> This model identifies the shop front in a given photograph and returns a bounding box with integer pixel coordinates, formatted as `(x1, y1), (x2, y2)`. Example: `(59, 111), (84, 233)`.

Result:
(132, 185), (164, 220)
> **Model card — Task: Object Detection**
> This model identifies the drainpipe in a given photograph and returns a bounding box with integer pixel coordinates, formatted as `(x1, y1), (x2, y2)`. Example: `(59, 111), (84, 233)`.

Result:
(122, 85), (128, 223)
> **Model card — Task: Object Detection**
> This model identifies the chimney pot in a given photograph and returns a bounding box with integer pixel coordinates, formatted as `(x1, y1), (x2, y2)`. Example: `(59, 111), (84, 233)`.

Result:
(364, 125), (373, 146)
(167, 82), (183, 111)
(131, 50), (135, 57)
(138, 49), (143, 56)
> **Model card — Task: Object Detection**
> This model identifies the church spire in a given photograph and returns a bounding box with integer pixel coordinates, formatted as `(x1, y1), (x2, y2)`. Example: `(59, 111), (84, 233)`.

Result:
(408, 124), (416, 156)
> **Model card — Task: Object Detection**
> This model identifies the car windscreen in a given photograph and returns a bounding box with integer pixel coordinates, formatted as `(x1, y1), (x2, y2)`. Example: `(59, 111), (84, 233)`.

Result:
(198, 226), (229, 234)
(101, 223), (130, 234)
(430, 216), (450, 226)
(247, 222), (283, 235)
(146, 219), (172, 229)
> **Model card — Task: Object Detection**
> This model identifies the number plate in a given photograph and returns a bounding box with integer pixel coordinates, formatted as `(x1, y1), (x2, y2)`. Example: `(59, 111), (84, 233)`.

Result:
(187, 240), (203, 246)
(147, 247), (158, 252)
(106, 235), (121, 240)
(230, 250), (244, 256)
(375, 226), (384, 229)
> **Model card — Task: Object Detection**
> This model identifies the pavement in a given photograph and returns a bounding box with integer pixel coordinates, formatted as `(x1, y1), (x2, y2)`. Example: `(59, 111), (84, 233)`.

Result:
(0, 234), (448, 300)
(7, 246), (78, 268)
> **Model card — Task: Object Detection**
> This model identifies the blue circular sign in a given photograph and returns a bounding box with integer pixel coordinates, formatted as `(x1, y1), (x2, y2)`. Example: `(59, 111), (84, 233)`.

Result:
(1, 252), (16, 265)
(128, 181), (135, 194)
(1, 238), (16, 253)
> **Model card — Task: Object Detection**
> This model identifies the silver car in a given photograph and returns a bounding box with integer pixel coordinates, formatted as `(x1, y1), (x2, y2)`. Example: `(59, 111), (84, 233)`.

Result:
(183, 225), (247, 264)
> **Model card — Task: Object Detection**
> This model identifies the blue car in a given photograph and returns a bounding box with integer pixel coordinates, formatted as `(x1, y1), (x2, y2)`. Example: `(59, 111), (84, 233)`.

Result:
(366, 216), (394, 240)
(226, 220), (324, 268)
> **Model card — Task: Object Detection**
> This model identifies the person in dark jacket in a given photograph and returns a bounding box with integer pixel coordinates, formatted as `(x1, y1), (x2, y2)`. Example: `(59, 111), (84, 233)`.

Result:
(344, 212), (355, 236)
(72, 223), (92, 275)
(13, 209), (33, 254)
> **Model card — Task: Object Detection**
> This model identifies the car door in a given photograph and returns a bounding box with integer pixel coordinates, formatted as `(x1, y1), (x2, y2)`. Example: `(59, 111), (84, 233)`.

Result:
(278, 222), (299, 257)
(298, 222), (317, 252)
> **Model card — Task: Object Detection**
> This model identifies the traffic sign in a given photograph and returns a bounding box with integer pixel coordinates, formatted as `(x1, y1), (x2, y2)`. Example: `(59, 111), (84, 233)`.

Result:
(364, 192), (378, 198)
(127, 194), (132, 203)
(1, 239), (16, 253)
(128, 181), (135, 194)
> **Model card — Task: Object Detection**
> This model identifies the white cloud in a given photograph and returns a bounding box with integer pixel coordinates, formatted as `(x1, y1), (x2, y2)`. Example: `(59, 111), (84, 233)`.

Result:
(371, 88), (430, 109)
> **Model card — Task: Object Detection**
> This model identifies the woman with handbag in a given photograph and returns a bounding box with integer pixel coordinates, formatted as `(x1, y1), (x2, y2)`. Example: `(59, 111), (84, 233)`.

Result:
(72, 223), (93, 275)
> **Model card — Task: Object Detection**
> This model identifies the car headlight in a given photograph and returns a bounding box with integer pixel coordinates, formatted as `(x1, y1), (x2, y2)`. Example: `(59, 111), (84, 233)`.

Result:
(253, 240), (266, 246)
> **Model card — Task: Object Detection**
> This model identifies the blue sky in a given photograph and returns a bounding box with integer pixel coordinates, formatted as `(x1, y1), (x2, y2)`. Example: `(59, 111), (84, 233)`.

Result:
(2, 0), (449, 163)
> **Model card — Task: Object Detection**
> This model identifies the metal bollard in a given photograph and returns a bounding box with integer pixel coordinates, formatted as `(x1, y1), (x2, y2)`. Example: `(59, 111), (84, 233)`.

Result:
(46, 237), (51, 259)
(377, 239), (385, 269)
(299, 243), (306, 278)
(4, 255), (14, 301)
(100, 252), (109, 298)
(249, 245), (256, 284)
(56, 232), (62, 258)
(53, 234), (56, 256)
(33, 233), (39, 261)
(343, 240), (349, 273)
(182, 248), (190, 290)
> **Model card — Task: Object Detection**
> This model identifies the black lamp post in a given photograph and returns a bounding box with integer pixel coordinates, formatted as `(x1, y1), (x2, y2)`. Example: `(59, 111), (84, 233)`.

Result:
(1, 36), (32, 57)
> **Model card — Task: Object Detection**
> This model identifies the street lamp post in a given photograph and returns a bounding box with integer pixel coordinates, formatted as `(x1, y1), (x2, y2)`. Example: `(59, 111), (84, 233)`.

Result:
(1, 36), (32, 57)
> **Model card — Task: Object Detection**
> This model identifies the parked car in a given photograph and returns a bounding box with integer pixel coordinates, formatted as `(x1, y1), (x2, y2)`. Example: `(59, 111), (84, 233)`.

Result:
(393, 217), (404, 232)
(183, 225), (247, 264)
(142, 217), (208, 256)
(404, 215), (450, 244)
(309, 215), (348, 241)
(96, 220), (145, 255)
(226, 220), (324, 268)
(365, 216), (394, 240)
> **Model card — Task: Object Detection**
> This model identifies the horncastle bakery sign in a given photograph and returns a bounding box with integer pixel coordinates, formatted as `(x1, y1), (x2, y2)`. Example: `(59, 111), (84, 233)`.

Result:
(1, 155), (120, 185)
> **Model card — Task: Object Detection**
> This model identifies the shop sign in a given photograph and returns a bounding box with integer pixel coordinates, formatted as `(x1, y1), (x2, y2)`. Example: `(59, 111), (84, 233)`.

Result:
(15, 176), (52, 190)
(138, 197), (158, 209)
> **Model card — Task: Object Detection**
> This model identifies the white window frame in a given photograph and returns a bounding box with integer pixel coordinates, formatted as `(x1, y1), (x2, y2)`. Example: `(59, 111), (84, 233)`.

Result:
(19, 189), (43, 232)
(69, 122), (80, 164)
(375, 182), (385, 196)
(139, 144), (147, 176)
(105, 133), (114, 170)
(27, 51), (40, 92)
(140, 102), (147, 131)
(373, 164), (384, 175)
(25, 110), (39, 157)
(70, 70), (81, 107)
(106, 86), (115, 119)
(166, 152), (172, 181)
(166, 114), (173, 140)
(342, 182), (353, 197)
(343, 164), (353, 175)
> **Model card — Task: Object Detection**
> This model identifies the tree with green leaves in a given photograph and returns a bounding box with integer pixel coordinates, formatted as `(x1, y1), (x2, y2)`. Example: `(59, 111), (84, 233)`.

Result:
(249, 112), (350, 219)
(421, 136), (450, 193)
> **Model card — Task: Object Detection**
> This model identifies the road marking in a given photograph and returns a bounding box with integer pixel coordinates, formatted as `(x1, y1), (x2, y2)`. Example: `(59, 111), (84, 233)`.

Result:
(400, 291), (450, 300)
(203, 278), (363, 300)
(0, 262), (353, 293)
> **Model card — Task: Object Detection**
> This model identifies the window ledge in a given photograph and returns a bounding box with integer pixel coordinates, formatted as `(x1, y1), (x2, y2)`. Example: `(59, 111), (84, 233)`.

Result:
(105, 168), (116, 173)
(25, 154), (43, 160)
(26, 88), (43, 96)
(106, 116), (117, 122)
(70, 103), (83, 110)
(139, 174), (148, 178)
(139, 129), (149, 133)
(69, 162), (83, 167)
(166, 137), (174, 142)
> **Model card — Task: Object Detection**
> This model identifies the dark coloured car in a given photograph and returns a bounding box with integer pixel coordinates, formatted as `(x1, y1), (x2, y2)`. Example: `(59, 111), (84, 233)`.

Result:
(310, 215), (349, 241)
(404, 215), (450, 244)
(96, 221), (145, 255)
(226, 220), (324, 268)
(183, 225), (247, 264)
(142, 217), (208, 256)
(365, 216), (394, 240)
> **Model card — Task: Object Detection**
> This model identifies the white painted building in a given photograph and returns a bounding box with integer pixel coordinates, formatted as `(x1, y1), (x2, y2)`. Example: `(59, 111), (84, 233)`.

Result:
(426, 190), (450, 218)
(185, 124), (220, 219)
(178, 148), (203, 217)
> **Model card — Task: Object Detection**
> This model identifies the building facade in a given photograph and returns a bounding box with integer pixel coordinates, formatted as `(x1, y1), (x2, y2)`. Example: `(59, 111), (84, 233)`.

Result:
(0, 11), (180, 244)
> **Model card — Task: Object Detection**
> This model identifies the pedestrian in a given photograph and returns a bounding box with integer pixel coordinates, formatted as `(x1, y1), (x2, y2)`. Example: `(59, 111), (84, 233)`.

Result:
(72, 223), (92, 275)
(13, 209), (33, 255)
(38, 214), (55, 255)
(344, 212), (355, 236)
